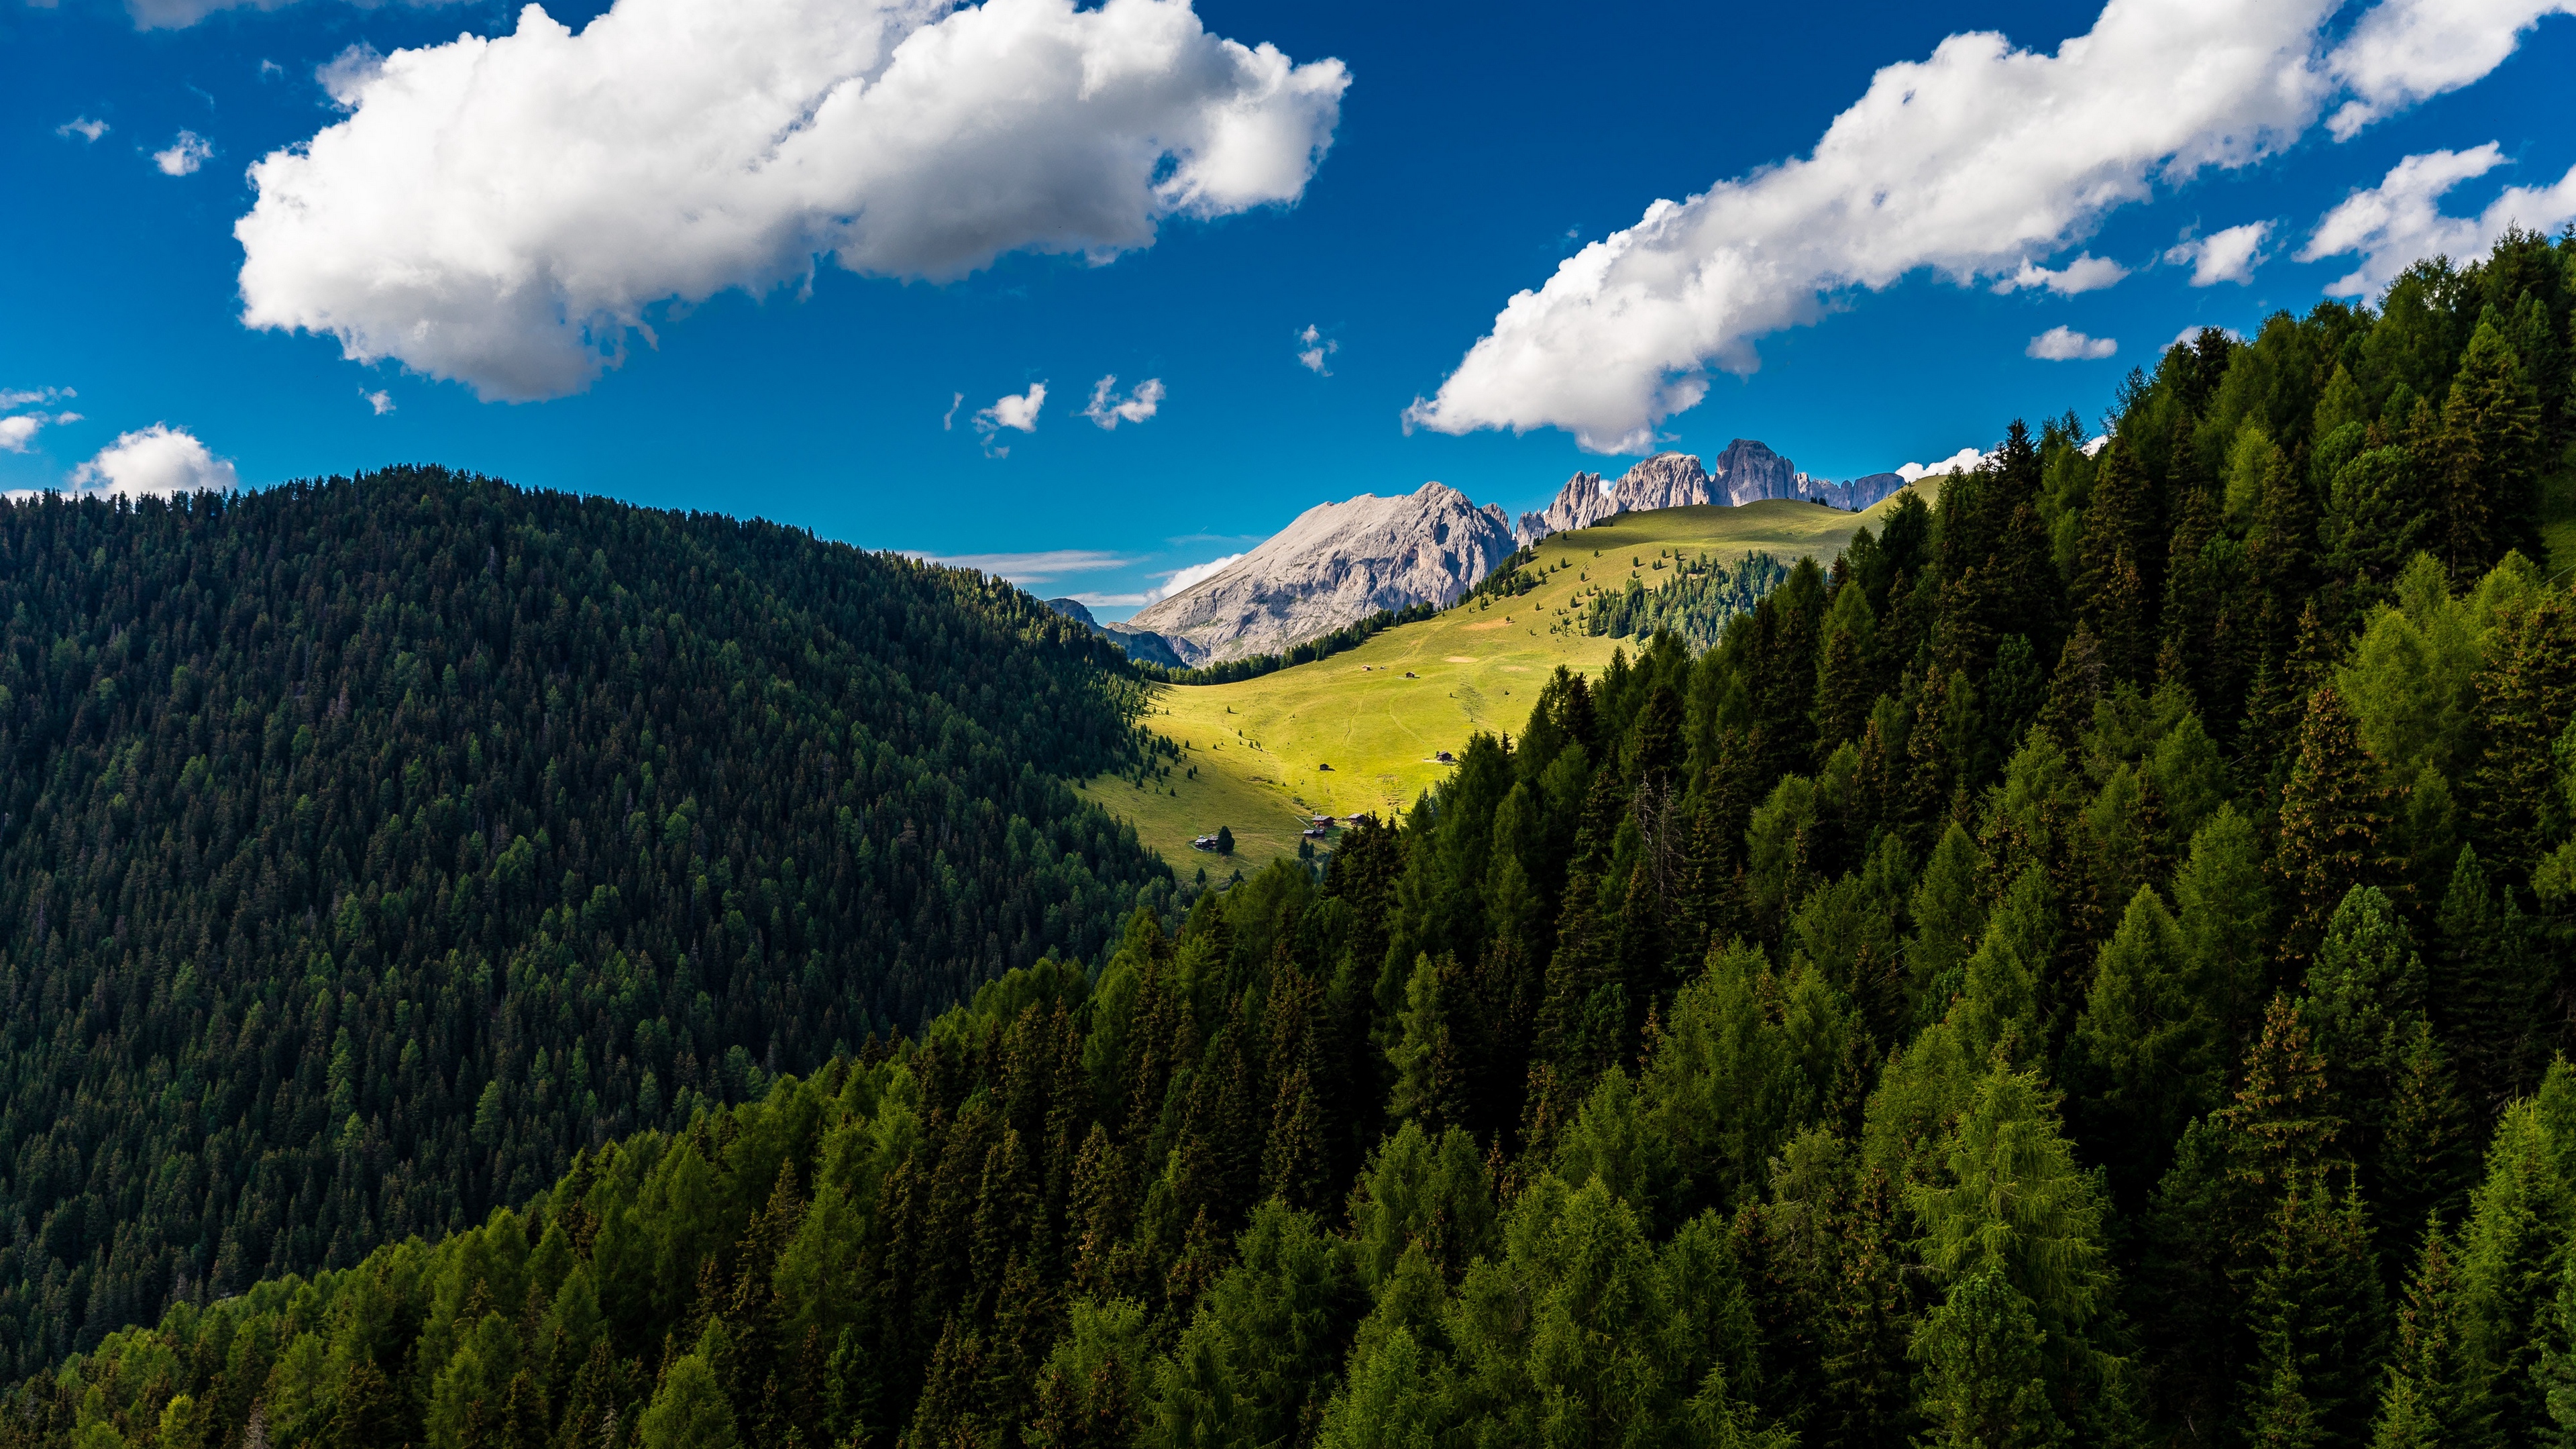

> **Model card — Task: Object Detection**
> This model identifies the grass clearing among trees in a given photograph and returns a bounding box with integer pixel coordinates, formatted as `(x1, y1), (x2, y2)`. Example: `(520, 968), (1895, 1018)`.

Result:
(1096, 487), (1939, 862)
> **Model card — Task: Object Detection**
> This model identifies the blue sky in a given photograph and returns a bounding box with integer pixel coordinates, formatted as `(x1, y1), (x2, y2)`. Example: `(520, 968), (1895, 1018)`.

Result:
(3, 0), (2571, 616)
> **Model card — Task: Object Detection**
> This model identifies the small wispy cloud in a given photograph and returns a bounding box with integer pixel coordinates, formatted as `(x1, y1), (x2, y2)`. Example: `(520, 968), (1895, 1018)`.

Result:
(0, 388), (80, 454)
(917, 548), (1130, 584)
(2162, 221), (2272, 286)
(317, 44), (384, 110)
(1080, 375), (1164, 429)
(1990, 254), (2128, 296)
(0, 415), (79, 453)
(2027, 326), (2116, 362)
(56, 117), (109, 144)
(362, 389), (394, 415)
(1152, 553), (1244, 601)
(941, 391), (964, 431)
(972, 382), (1046, 456)
(153, 131), (213, 176)
(1296, 324), (1337, 375)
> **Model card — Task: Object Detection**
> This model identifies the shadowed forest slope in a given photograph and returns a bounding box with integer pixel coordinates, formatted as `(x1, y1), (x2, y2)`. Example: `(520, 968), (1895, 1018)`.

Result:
(0, 469), (1173, 1371)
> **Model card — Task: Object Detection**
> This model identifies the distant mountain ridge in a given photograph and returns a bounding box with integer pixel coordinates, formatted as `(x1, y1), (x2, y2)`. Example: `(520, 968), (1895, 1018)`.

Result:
(1124, 482), (1515, 665)
(1515, 441), (1906, 545)
(1043, 597), (1189, 667)
(1065, 440), (1903, 669)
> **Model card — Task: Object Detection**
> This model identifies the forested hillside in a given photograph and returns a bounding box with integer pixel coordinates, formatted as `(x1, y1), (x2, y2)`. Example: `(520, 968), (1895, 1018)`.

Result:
(0, 470), (1172, 1375)
(15, 229), (2576, 1449)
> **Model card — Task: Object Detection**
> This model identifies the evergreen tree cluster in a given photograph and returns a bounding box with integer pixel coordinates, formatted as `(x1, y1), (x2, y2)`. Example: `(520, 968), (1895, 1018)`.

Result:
(15, 230), (2576, 1448)
(0, 469), (1174, 1377)
(1584, 549), (1796, 647)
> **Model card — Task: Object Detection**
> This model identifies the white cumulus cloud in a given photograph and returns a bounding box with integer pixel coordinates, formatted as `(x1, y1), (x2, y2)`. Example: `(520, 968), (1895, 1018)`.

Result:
(2325, 0), (2576, 139)
(363, 389), (395, 415)
(1898, 447), (1988, 482)
(56, 117), (109, 143)
(2298, 143), (2576, 297)
(0, 413), (81, 453)
(977, 384), (1047, 433)
(1991, 253), (2129, 295)
(66, 425), (237, 498)
(2028, 326), (2118, 360)
(234, 0), (1348, 402)
(973, 382), (1048, 455)
(1154, 553), (1243, 600)
(2163, 219), (2273, 284)
(154, 131), (213, 176)
(1081, 375), (1165, 429)
(1402, 0), (2569, 454)
(1296, 323), (1337, 374)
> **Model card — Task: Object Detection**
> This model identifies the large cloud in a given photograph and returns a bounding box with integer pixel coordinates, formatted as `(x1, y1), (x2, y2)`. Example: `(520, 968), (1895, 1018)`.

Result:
(2299, 144), (2576, 296)
(236, 0), (1348, 402)
(1404, 0), (2565, 454)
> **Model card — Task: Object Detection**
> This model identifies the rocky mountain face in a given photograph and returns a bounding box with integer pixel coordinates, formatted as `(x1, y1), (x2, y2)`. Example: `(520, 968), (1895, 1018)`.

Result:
(1125, 482), (1515, 665)
(1043, 596), (1189, 667)
(1099, 622), (1187, 668)
(1514, 441), (1909, 545)
(1807, 470), (1908, 511)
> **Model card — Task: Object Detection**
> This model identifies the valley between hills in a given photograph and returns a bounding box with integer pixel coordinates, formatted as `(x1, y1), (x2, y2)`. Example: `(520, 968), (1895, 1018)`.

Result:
(1083, 486), (1940, 865)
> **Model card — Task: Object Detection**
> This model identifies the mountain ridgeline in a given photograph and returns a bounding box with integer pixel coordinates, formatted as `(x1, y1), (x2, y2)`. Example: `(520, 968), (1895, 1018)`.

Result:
(1516, 440), (1909, 547)
(17, 231), (2576, 1449)
(0, 470), (1175, 1374)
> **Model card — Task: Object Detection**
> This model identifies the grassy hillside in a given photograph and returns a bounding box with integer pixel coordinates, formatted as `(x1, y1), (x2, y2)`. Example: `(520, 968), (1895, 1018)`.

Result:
(1083, 486), (1937, 865)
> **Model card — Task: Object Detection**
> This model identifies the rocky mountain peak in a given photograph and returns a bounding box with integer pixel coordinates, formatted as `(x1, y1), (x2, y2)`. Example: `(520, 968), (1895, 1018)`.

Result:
(1515, 440), (1910, 545)
(1122, 482), (1516, 666)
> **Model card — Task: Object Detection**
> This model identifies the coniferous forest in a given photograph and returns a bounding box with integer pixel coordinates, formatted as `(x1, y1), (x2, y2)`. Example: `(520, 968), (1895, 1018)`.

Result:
(0, 470), (1173, 1375)
(11, 231), (2576, 1448)
(1585, 551), (1796, 647)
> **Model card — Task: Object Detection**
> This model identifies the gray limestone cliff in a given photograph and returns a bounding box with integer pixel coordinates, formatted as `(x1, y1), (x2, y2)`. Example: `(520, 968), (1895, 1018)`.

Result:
(1125, 482), (1516, 665)
(1514, 441), (1909, 545)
